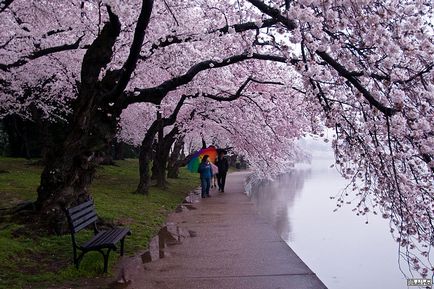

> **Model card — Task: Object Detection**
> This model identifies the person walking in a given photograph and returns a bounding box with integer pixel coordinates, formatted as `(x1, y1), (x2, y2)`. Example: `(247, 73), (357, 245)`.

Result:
(198, 155), (213, 198)
(210, 162), (219, 189)
(216, 151), (229, 193)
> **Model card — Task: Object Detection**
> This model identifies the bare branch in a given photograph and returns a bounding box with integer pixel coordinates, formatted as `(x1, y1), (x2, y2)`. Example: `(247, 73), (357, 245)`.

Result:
(163, 0), (179, 26)
(0, 35), (85, 71)
(144, 75), (284, 138)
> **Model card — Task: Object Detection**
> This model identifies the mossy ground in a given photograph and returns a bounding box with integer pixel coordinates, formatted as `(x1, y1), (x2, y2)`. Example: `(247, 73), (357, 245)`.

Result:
(0, 157), (198, 289)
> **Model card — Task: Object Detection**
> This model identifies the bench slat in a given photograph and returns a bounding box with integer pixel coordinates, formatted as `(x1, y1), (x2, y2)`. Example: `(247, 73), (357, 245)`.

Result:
(83, 228), (130, 248)
(69, 205), (95, 222)
(67, 200), (93, 214)
(72, 210), (97, 228)
(94, 230), (118, 246)
(73, 216), (98, 233)
(105, 228), (129, 243)
(95, 229), (124, 246)
(92, 229), (127, 246)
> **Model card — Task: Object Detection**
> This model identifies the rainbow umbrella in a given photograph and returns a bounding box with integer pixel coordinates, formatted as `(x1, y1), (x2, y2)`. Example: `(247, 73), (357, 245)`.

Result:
(187, 147), (218, 173)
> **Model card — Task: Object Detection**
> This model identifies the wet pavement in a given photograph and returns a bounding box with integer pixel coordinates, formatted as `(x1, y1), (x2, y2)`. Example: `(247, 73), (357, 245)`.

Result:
(108, 171), (327, 289)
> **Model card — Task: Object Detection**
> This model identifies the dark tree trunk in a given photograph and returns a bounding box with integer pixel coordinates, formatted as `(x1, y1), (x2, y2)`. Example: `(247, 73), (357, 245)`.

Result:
(167, 136), (184, 179)
(136, 146), (153, 195)
(136, 124), (158, 195)
(27, 0), (156, 233)
(151, 111), (162, 180)
(21, 126), (31, 159)
(150, 138), (158, 180)
(35, 99), (120, 233)
(152, 126), (178, 187)
(113, 141), (125, 160)
(3, 115), (35, 158)
(38, 118), (53, 165)
(34, 10), (122, 234)
(100, 141), (115, 165)
(136, 96), (187, 194)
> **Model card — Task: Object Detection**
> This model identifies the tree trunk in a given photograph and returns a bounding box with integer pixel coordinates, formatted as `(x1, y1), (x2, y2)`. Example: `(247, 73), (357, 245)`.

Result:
(137, 126), (182, 193)
(150, 139), (158, 180)
(151, 151), (165, 186)
(136, 128), (156, 195)
(167, 136), (184, 179)
(35, 92), (120, 232)
(100, 141), (115, 165)
(33, 10), (121, 234)
(152, 126), (178, 187)
(151, 111), (163, 180)
(3, 115), (33, 158)
(136, 95), (188, 194)
(136, 146), (152, 195)
(113, 141), (125, 160)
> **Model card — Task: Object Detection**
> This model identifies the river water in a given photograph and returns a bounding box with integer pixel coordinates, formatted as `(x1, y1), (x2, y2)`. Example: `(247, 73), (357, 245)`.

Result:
(247, 147), (411, 289)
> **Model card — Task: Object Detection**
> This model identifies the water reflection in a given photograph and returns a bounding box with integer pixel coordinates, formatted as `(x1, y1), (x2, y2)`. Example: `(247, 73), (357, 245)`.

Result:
(248, 156), (410, 289)
(249, 169), (311, 241)
(111, 192), (201, 289)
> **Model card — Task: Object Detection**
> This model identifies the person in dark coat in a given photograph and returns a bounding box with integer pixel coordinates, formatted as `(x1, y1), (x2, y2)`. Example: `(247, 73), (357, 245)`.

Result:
(216, 151), (229, 192)
(198, 155), (213, 198)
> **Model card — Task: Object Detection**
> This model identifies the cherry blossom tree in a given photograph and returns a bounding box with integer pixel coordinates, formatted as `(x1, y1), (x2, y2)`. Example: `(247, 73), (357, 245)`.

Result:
(242, 0), (434, 278)
(119, 0), (434, 277)
(1, 0), (433, 278)
(0, 0), (291, 232)
(117, 61), (311, 194)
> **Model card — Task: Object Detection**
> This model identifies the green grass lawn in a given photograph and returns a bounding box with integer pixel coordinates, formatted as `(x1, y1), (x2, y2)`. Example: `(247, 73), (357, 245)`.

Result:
(0, 157), (198, 289)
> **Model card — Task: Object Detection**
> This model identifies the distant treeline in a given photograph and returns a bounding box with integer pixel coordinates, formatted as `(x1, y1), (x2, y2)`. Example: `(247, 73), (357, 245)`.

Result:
(0, 115), (139, 160)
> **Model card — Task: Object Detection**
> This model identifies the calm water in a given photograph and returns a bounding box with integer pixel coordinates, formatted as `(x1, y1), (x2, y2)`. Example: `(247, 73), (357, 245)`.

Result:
(248, 153), (411, 289)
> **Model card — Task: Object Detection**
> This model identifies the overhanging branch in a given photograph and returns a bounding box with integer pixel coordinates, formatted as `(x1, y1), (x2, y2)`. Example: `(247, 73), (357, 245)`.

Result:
(142, 18), (279, 59)
(0, 0), (14, 13)
(0, 35), (85, 71)
(106, 0), (154, 101)
(247, 0), (297, 30)
(204, 77), (284, 102)
(124, 52), (295, 106)
(247, 0), (397, 117)
(317, 51), (397, 116)
(155, 76), (282, 130)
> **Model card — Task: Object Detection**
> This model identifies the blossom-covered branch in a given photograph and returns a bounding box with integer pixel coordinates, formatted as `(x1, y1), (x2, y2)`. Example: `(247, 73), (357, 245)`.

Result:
(0, 0), (14, 13)
(107, 0), (154, 100)
(144, 18), (279, 58)
(0, 35), (84, 71)
(125, 53), (293, 105)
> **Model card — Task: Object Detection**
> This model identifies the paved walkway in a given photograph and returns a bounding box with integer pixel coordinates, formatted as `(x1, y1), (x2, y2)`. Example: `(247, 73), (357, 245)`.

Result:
(115, 171), (327, 289)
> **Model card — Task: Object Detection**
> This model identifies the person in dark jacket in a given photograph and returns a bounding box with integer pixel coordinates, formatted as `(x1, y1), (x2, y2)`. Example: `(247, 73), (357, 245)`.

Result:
(216, 151), (229, 192)
(198, 155), (213, 198)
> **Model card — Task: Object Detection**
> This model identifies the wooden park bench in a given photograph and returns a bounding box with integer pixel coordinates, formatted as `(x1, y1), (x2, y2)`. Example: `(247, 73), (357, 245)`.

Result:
(65, 199), (131, 273)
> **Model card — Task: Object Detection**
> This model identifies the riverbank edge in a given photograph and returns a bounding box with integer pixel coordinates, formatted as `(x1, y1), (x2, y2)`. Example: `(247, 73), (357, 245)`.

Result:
(243, 171), (328, 288)
(109, 171), (328, 289)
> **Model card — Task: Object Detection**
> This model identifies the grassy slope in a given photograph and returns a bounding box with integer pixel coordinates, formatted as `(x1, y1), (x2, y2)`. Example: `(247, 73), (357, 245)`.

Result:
(0, 157), (198, 289)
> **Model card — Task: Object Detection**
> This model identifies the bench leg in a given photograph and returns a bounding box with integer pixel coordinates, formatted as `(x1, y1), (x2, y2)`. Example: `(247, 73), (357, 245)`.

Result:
(75, 251), (86, 269)
(98, 249), (111, 273)
(120, 238), (125, 256)
(103, 250), (109, 273)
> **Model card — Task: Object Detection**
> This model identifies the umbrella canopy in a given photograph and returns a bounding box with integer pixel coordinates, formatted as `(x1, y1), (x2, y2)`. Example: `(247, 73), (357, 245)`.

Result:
(187, 146), (218, 173)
